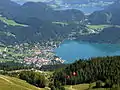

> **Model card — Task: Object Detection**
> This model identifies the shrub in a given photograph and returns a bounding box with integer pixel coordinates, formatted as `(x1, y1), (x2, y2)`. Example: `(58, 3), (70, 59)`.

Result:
(60, 86), (65, 90)
(104, 79), (113, 88)
(51, 86), (56, 90)
(95, 80), (103, 88)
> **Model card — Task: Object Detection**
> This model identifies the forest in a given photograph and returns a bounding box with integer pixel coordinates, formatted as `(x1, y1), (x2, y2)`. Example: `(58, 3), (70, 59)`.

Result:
(53, 56), (120, 88)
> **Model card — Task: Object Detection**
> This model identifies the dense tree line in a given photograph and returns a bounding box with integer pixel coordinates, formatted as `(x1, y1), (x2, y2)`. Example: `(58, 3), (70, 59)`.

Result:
(40, 64), (67, 71)
(53, 56), (120, 88)
(19, 71), (46, 88)
(0, 61), (32, 71)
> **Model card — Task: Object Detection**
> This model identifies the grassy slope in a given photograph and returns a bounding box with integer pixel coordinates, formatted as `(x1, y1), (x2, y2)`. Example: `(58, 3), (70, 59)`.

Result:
(0, 16), (27, 27)
(0, 75), (46, 90)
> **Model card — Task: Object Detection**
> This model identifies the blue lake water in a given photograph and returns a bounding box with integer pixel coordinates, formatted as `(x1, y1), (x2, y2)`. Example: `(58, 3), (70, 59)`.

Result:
(54, 40), (120, 63)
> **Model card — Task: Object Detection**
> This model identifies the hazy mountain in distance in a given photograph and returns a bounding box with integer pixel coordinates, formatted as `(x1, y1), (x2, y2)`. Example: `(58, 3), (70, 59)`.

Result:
(0, 0), (85, 24)
(11, 0), (116, 13)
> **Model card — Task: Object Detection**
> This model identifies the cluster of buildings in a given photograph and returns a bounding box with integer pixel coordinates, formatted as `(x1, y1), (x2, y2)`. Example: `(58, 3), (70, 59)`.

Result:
(23, 45), (64, 68)
(0, 41), (64, 67)
(24, 57), (50, 67)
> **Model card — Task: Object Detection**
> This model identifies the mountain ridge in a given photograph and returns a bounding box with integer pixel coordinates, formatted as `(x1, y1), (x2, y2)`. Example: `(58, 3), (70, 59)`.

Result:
(11, 0), (117, 13)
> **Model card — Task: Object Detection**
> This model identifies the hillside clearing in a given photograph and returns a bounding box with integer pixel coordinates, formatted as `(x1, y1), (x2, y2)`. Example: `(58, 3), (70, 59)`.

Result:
(0, 16), (27, 27)
(87, 25), (120, 29)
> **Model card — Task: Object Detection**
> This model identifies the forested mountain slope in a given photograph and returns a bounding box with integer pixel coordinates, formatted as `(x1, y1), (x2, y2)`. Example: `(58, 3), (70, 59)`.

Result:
(88, 1), (120, 25)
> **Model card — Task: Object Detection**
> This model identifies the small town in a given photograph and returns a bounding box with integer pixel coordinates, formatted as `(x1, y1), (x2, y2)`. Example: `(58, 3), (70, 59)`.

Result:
(0, 41), (64, 68)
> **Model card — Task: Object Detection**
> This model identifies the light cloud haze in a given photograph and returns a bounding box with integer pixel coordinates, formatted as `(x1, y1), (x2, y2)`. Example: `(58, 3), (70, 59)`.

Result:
(11, 0), (53, 2)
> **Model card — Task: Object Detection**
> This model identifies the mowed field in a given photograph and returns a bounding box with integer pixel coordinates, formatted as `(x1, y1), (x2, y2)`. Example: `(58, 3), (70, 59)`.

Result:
(0, 75), (47, 90)
(65, 84), (90, 90)
(64, 84), (115, 90)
